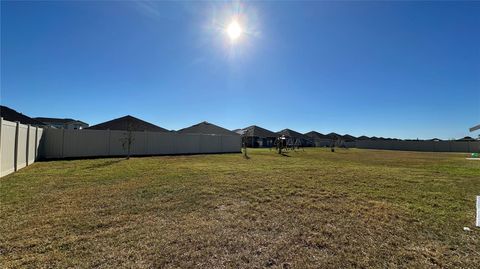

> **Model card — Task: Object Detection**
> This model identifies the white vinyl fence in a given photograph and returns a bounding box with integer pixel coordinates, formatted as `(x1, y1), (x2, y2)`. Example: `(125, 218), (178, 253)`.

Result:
(40, 128), (241, 159)
(1, 121), (241, 177)
(0, 118), (44, 177)
(356, 140), (480, 153)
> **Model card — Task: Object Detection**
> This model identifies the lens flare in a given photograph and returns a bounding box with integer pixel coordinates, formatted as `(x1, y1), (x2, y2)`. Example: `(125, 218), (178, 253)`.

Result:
(226, 20), (242, 41)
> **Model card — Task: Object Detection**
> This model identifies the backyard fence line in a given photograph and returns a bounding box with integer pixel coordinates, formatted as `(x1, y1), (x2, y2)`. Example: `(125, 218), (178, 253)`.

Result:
(311, 140), (356, 148)
(1, 120), (241, 177)
(40, 128), (241, 160)
(0, 118), (44, 177)
(356, 140), (480, 153)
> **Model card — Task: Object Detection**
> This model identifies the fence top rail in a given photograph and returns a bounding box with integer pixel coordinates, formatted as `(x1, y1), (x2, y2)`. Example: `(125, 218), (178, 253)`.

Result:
(55, 128), (240, 138)
(1, 119), (21, 127)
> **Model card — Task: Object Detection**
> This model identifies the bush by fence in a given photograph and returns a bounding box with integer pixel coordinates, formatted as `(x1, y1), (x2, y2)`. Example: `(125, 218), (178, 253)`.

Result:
(0, 118), (44, 177)
(356, 140), (480, 153)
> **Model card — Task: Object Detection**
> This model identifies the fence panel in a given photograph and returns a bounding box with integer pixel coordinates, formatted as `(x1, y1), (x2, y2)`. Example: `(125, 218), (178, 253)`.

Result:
(63, 129), (109, 158)
(174, 134), (201, 154)
(42, 128), (64, 159)
(27, 126), (36, 164)
(39, 129), (241, 159)
(36, 128), (44, 159)
(357, 140), (480, 153)
(450, 142), (470, 152)
(0, 120), (17, 177)
(199, 135), (222, 153)
(470, 141), (480, 153)
(434, 141), (451, 152)
(146, 132), (170, 155)
(0, 119), (44, 177)
(222, 135), (242, 152)
(108, 130), (127, 156)
(16, 125), (28, 170)
(129, 131), (147, 155)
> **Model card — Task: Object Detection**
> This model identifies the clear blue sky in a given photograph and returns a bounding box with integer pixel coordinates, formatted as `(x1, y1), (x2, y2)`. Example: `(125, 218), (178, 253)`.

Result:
(1, 1), (479, 139)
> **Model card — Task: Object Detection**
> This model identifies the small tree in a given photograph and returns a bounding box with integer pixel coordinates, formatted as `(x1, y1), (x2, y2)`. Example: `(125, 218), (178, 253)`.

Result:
(242, 136), (248, 158)
(120, 122), (135, 159)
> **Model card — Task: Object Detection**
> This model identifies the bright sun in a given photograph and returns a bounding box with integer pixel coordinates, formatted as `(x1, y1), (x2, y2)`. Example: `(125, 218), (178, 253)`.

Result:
(226, 20), (242, 41)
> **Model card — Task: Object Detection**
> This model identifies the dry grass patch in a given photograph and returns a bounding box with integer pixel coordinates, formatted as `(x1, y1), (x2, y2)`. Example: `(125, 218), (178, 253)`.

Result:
(1, 148), (479, 268)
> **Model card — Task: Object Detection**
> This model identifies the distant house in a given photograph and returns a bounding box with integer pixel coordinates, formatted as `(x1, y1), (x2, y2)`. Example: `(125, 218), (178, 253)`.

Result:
(342, 134), (357, 142)
(457, 136), (476, 142)
(326, 132), (342, 141)
(177, 121), (238, 135)
(277, 129), (313, 147)
(304, 131), (331, 147)
(87, 115), (168, 132)
(238, 125), (278, 148)
(322, 132), (357, 147)
(35, 117), (88, 130)
(0, 105), (46, 126)
(356, 135), (370, 140)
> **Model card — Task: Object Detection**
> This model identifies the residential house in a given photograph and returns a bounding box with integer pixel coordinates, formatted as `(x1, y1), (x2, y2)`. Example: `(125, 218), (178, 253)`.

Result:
(356, 135), (370, 140)
(457, 136), (476, 142)
(277, 129), (313, 147)
(87, 115), (168, 132)
(35, 117), (88, 130)
(342, 134), (357, 142)
(237, 125), (278, 148)
(304, 131), (331, 147)
(177, 121), (238, 135)
(0, 105), (46, 126)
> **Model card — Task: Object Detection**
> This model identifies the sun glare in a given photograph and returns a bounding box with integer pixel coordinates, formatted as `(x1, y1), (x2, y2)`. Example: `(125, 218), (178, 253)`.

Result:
(226, 20), (242, 41)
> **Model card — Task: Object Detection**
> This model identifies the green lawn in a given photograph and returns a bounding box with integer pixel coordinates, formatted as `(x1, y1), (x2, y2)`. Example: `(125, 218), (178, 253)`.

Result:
(1, 148), (479, 268)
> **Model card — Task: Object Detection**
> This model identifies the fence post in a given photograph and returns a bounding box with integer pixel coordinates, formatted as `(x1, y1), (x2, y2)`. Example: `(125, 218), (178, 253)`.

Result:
(14, 122), (19, 172)
(107, 129), (111, 156)
(0, 117), (2, 169)
(144, 130), (148, 155)
(0, 117), (2, 172)
(220, 135), (223, 152)
(26, 124), (30, 166)
(34, 126), (38, 160)
(61, 128), (65, 158)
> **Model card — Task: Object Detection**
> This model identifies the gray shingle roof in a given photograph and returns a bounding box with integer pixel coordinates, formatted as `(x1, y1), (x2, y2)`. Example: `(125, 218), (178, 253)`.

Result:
(342, 134), (357, 142)
(87, 115), (168, 132)
(177, 121), (238, 135)
(0, 105), (46, 126)
(35, 117), (88, 126)
(277, 129), (310, 140)
(239, 125), (278, 138)
(304, 131), (329, 139)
